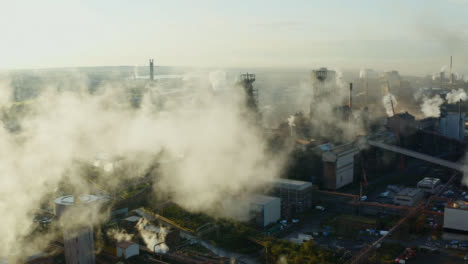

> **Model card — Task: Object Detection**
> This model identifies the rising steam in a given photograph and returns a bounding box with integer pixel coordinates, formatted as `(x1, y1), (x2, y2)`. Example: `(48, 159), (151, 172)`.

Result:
(136, 218), (169, 254)
(420, 95), (444, 118)
(0, 70), (283, 260)
(446, 88), (467, 104)
(107, 229), (134, 242)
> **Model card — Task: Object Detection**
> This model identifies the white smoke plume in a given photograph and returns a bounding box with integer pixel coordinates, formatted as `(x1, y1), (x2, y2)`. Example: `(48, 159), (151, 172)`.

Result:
(208, 70), (228, 92)
(446, 88), (467, 104)
(136, 218), (169, 254)
(420, 95), (444, 118)
(0, 70), (284, 260)
(287, 115), (295, 136)
(308, 69), (365, 141)
(107, 229), (134, 242)
(382, 93), (397, 117)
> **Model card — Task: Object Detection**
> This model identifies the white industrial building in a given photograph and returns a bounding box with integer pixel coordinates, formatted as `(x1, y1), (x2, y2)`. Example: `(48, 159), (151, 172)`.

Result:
(321, 143), (359, 190)
(444, 201), (468, 233)
(439, 112), (465, 141)
(247, 194), (281, 227)
(393, 188), (424, 206)
(417, 177), (442, 194)
(116, 241), (139, 259)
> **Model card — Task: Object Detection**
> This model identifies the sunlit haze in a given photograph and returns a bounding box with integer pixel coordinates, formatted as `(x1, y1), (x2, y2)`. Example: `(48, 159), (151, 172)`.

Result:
(2, 0), (468, 74)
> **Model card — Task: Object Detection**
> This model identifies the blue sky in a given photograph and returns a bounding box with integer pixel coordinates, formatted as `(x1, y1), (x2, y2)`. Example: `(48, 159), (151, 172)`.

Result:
(1, 0), (467, 75)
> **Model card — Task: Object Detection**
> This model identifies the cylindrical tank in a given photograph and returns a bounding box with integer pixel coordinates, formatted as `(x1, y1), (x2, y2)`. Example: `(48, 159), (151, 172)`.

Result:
(54, 195), (99, 264)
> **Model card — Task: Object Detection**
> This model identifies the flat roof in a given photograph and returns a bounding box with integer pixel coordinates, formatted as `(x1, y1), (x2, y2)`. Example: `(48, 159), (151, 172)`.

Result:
(272, 178), (312, 191)
(247, 194), (280, 206)
(417, 177), (441, 187)
(446, 200), (468, 210)
(54, 195), (99, 205)
(117, 241), (137, 249)
(396, 188), (423, 197)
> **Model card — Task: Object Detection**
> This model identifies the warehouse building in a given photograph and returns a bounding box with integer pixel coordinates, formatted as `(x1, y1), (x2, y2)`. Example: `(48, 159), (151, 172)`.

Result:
(417, 177), (442, 194)
(444, 200), (468, 233)
(270, 178), (313, 217)
(393, 188), (424, 206)
(247, 194), (281, 227)
(321, 143), (358, 190)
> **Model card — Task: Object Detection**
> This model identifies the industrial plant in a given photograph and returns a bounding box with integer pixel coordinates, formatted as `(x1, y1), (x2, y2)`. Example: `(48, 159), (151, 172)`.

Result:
(2, 2), (468, 264)
(3, 54), (467, 264)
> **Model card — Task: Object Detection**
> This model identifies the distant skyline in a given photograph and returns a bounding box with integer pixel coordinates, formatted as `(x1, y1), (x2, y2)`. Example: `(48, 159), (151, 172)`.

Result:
(1, 0), (468, 76)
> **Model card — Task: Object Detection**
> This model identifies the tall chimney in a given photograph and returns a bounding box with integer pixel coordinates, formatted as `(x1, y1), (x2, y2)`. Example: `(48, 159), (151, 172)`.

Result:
(349, 82), (353, 110)
(450, 55), (453, 84)
(149, 59), (154, 81)
(459, 98), (462, 140)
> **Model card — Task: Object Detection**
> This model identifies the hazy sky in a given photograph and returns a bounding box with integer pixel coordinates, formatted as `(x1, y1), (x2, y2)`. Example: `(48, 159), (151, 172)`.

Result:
(1, 0), (467, 75)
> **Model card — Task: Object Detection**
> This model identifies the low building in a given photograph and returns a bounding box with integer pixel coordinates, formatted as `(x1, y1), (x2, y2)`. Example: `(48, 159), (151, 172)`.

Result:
(247, 194), (281, 227)
(417, 177), (442, 194)
(444, 200), (468, 233)
(322, 143), (358, 190)
(270, 178), (313, 217)
(116, 241), (139, 259)
(393, 188), (424, 206)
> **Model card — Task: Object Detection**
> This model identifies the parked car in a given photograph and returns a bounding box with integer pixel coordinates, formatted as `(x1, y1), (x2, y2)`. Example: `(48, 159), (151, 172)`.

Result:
(315, 205), (325, 211)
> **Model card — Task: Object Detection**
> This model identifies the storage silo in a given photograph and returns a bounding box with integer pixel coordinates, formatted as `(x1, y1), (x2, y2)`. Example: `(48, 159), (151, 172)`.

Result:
(54, 195), (98, 264)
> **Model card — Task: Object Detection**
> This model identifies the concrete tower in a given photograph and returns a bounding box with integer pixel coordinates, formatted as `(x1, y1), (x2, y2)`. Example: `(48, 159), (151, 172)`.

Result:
(54, 195), (98, 264)
(149, 59), (154, 81)
(310, 67), (337, 117)
(237, 73), (258, 111)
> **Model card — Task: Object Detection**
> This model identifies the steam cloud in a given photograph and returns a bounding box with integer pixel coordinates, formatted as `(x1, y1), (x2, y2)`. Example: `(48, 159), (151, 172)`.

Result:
(446, 88), (467, 104)
(136, 218), (169, 254)
(107, 229), (134, 242)
(0, 70), (283, 260)
(308, 69), (364, 141)
(420, 95), (444, 118)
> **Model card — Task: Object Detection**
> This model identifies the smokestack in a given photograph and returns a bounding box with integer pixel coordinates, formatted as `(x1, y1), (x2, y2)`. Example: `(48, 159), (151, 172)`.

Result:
(459, 98), (462, 139)
(349, 82), (353, 110)
(450, 56), (453, 84)
(149, 59), (154, 81)
(365, 80), (369, 106)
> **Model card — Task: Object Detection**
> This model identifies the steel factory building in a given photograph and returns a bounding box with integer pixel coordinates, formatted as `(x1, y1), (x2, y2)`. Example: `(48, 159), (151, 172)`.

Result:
(247, 194), (281, 227)
(270, 178), (313, 217)
(444, 200), (468, 233)
(393, 188), (424, 206)
(321, 143), (358, 190)
(417, 177), (442, 194)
